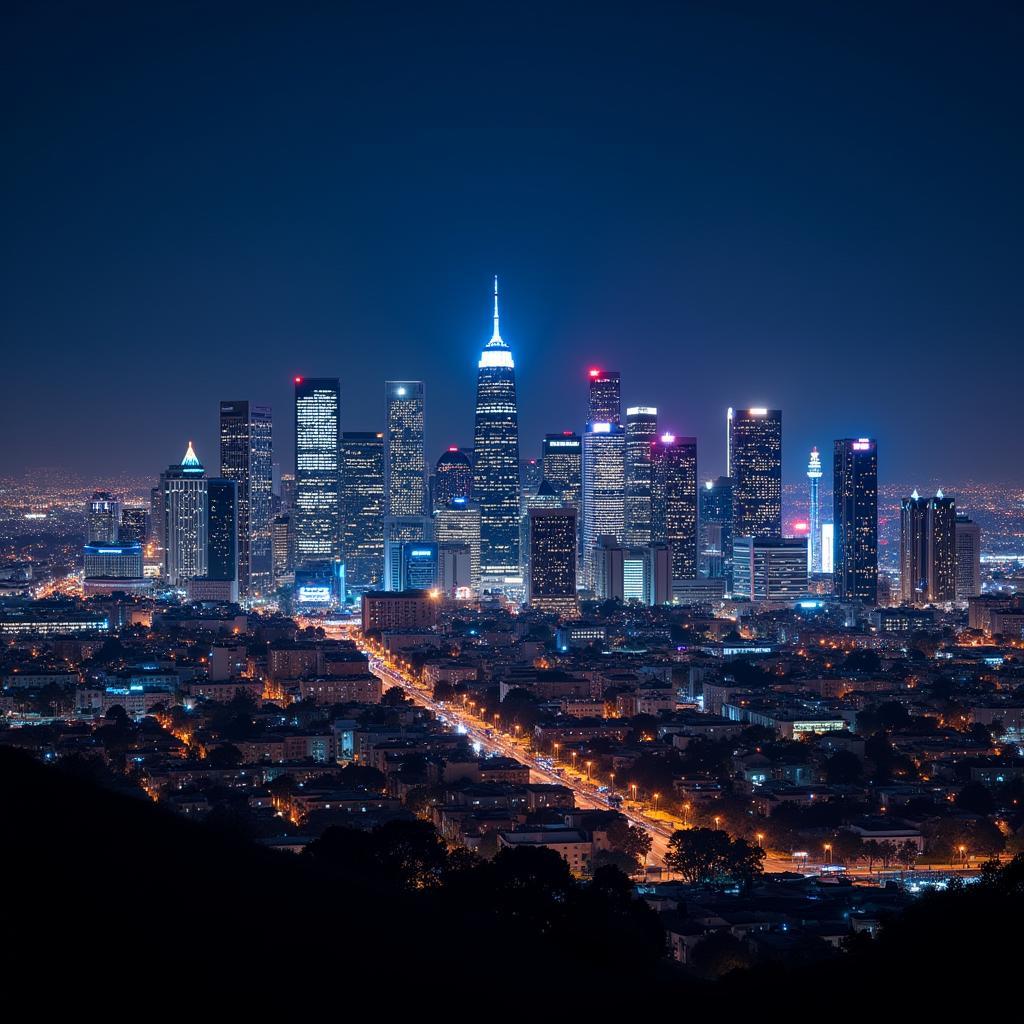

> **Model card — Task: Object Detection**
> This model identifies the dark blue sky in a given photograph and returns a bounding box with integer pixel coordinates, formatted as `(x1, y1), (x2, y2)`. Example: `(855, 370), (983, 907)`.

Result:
(3, 2), (1022, 485)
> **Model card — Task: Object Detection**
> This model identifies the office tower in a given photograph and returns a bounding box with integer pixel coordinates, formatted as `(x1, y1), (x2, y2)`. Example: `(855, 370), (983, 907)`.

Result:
(732, 537), (808, 602)
(206, 477), (238, 592)
(385, 381), (426, 516)
(900, 489), (956, 605)
(438, 543), (473, 595)
(294, 377), (341, 563)
(587, 368), (621, 425)
(820, 523), (835, 574)
(272, 514), (293, 586)
(542, 433), (582, 507)
(593, 537), (672, 605)
(219, 400), (273, 597)
(833, 438), (878, 603)
(160, 443), (208, 586)
(699, 476), (734, 584)
(83, 542), (142, 580)
(651, 433), (698, 584)
(528, 506), (579, 617)
(727, 407), (782, 539)
(434, 497), (481, 592)
(624, 406), (658, 545)
(807, 447), (823, 574)
(581, 420), (626, 589)
(520, 479), (564, 577)
(342, 431), (385, 590)
(86, 492), (120, 544)
(118, 506), (149, 546)
(279, 473), (296, 512)
(520, 457), (543, 509)
(383, 515), (432, 591)
(399, 542), (439, 590)
(473, 277), (521, 578)
(955, 514), (982, 602)
(434, 447), (473, 509)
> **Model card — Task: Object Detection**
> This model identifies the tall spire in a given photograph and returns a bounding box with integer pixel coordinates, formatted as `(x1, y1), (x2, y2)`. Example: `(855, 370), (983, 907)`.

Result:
(490, 274), (502, 345)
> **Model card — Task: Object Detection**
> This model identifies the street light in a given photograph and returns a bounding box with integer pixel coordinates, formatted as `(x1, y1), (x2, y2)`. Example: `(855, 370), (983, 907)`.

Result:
(756, 832), (764, 848)
(630, 782), (638, 802)
(683, 802), (691, 826)
(714, 816), (722, 829)
(585, 760), (593, 780)
(653, 792), (660, 811)
(824, 842), (832, 865)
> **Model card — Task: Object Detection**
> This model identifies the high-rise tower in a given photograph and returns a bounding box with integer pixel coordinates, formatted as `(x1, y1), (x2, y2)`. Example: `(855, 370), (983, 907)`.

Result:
(294, 377), (341, 565)
(651, 433), (698, 583)
(473, 277), (521, 578)
(385, 381), (426, 516)
(342, 431), (385, 590)
(581, 420), (625, 589)
(624, 406), (658, 546)
(900, 489), (956, 605)
(219, 400), (273, 596)
(587, 369), (621, 425)
(160, 442), (208, 586)
(807, 447), (823, 574)
(727, 407), (782, 539)
(833, 438), (878, 603)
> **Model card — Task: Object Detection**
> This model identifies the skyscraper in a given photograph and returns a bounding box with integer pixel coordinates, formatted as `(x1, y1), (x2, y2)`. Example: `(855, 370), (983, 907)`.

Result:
(434, 497), (482, 593)
(541, 433), (582, 509)
(385, 381), (426, 516)
(519, 478), (564, 578)
(624, 406), (658, 546)
(955, 514), (982, 602)
(206, 477), (238, 587)
(473, 277), (521, 578)
(650, 433), (698, 584)
(342, 431), (385, 590)
(528, 506), (579, 617)
(581, 420), (625, 589)
(219, 400), (273, 596)
(900, 489), (956, 605)
(699, 476), (733, 584)
(433, 447), (473, 508)
(727, 407), (782, 539)
(160, 442), (208, 586)
(732, 537), (808, 603)
(87, 492), (120, 544)
(271, 513), (293, 586)
(587, 368), (621, 425)
(833, 437), (878, 603)
(294, 377), (341, 564)
(118, 506), (149, 546)
(807, 447), (823, 574)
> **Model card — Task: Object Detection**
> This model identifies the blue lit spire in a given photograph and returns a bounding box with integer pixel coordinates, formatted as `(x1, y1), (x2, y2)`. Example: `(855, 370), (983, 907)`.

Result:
(181, 441), (203, 470)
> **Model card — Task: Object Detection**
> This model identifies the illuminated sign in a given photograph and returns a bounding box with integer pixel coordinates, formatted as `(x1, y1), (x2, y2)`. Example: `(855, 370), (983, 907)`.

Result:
(298, 585), (332, 603)
(852, 440), (872, 451)
(626, 406), (657, 416)
(749, 408), (768, 416)
(409, 549), (433, 558)
(591, 422), (612, 433)
(660, 433), (676, 444)
(547, 439), (579, 448)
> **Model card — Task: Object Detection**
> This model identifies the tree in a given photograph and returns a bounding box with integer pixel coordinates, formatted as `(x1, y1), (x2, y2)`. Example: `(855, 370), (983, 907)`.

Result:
(956, 781), (996, 815)
(205, 743), (243, 768)
(381, 686), (408, 707)
(665, 828), (764, 885)
(689, 931), (754, 978)
(831, 829), (864, 865)
(824, 750), (863, 785)
(606, 816), (653, 869)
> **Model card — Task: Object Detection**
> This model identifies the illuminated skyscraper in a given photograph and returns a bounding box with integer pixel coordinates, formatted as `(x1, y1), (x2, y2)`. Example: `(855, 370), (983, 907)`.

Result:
(955, 514), (981, 602)
(727, 407), (782, 539)
(206, 477), (238, 588)
(900, 489), (956, 605)
(434, 447), (473, 509)
(385, 381), (426, 516)
(473, 277), (521, 577)
(342, 431), (385, 589)
(733, 537), (808, 603)
(160, 442), (208, 586)
(118, 506), (149, 546)
(587, 368), (621, 425)
(542, 433), (582, 508)
(528, 506), (579, 617)
(833, 437), (878, 603)
(581, 420), (625, 589)
(624, 406), (658, 546)
(87, 492), (120, 544)
(650, 433), (698, 583)
(434, 497), (481, 593)
(294, 377), (341, 564)
(699, 476), (733, 584)
(807, 447), (823, 574)
(519, 478), (563, 578)
(271, 514), (293, 586)
(219, 400), (273, 596)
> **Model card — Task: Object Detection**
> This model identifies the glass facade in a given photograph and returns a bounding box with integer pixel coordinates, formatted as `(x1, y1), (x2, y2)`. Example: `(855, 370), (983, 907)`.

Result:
(833, 437), (878, 603)
(651, 434), (698, 581)
(581, 421), (625, 589)
(342, 431), (385, 590)
(624, 406), (658, 546)
(294, 378), (341, 564)
(727, 407), (782, 539)
(385, 381), (426, 516)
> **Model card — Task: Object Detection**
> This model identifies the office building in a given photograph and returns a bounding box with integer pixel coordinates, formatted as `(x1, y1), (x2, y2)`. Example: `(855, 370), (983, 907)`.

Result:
(732, 537), (808, 603)
(592, 537), (672, 606)
(833, 438), (878, 604)
(434, 497), (481, 592)
(624, 406), (658, 546)
(587, 368), (621, 425)
(118, 506), (149, 546)
(528, 506), (579, 617)
(272, 514), (293, 586)
(955, 514), (982, 602)
(727, 407), (782, 539)
(385, 381), (426, 516)
(342, 431), (385, 590)
(399, 542), (439, 591)
(542, 433), (582, 508)
(433, 447), (473, 509)
(219, 400), (273, 596)
(383, 514), (431, 591)
(519, 478), (563, 577)
(206, 477), (238, 589)
(83, 542), (143, 580)
(820, 523), (835, 575)
(651, 433), (698, 582)
(160, 442), (208, 586)
(900, 489), (956, 605)
(581, 420), (625, 589)
(699, 476), (733, 584)
(438, 543), (473, 596)
(473, 278), (521, 578)
(294, 377), (341, 563)
(362, 590), (440, 632)
(87, 492), (120, 544)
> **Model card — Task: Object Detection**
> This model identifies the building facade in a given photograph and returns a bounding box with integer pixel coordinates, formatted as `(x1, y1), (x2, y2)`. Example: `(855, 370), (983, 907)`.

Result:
(581, 420), (625, 589)
(650, 433), (698, 583)
(342, 431), (385, 590)
(727, 407), (782, 540)
(294, 377), (341, 564)
(833, 438), (878, 604)
(385, 381), (426, 516)
(624, 406), (657, 546)
(528, 506), (579, 617)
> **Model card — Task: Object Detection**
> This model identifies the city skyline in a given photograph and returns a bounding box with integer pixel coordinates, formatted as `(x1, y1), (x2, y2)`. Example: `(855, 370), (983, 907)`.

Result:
(4, 6), (1023, 484)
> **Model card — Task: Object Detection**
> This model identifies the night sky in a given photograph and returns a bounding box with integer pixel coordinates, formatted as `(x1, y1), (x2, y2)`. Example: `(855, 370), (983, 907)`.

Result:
(3, 2), (1022, 485)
